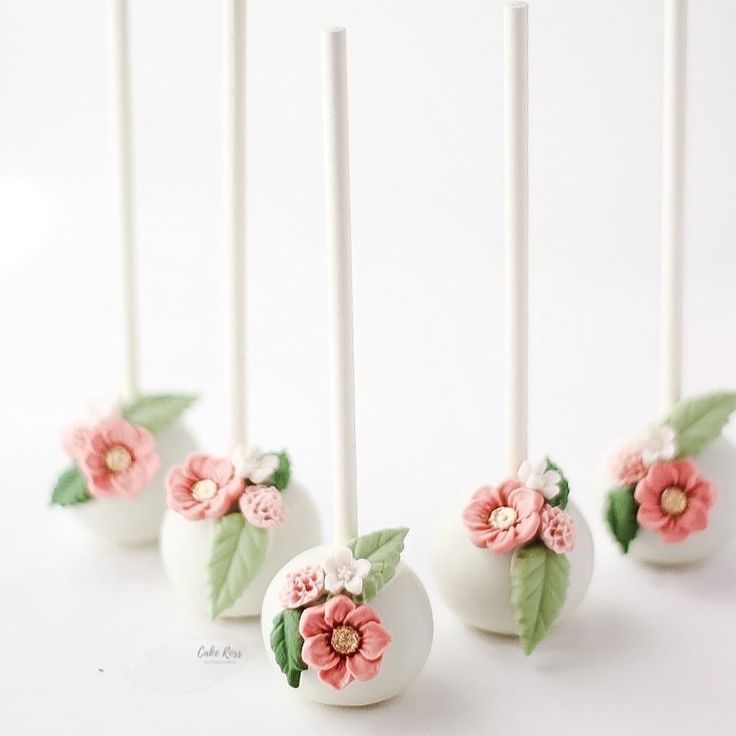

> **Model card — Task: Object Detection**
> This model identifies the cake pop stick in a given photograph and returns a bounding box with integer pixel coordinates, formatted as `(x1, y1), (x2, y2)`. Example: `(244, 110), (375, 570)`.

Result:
(323, 27), (359, 544)
(432, 2), (593, 654)
(604, 0), (736, 564)
(504, 1), (529, 476)
(160, 0), (320, 617)
(49, 0), (198, 545)
(261, 28), (432, 704)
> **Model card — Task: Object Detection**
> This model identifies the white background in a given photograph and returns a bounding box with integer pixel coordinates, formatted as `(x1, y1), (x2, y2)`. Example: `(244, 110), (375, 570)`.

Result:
(2, 0), (736, 733)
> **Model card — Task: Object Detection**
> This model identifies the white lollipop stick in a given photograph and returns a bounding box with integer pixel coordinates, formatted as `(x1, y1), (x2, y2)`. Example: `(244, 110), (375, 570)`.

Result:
(660, 0), (687, 413)
(110, 0), (138, 402)
(504, 3), (529, 475)
(322, 28), (358, 543)
(224, 0), (248, 448)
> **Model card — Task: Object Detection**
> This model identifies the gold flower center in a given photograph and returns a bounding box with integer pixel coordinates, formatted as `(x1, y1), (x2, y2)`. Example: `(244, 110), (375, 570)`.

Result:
(489, 505), (518, 530)
(192, 479), (218, 501)
(330, 625), (360, 656)
(104, 446), (132, 473)
(660, 486), (688, 516)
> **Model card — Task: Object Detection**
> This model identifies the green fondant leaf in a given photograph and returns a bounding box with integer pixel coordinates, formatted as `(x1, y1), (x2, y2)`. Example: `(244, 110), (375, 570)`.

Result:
(122, 393), (197, 435)
(51, 466), (91, 506)
(510, 542), (570, 655)
(270, 451), (291, 492)
(270, 609), (307, 688)
(208, 513), (268, 618)
(545, 458), (570, 509)
(666, 392), (736, 457)
(346, 527), (409, 601)
(605, 486), (639, 554)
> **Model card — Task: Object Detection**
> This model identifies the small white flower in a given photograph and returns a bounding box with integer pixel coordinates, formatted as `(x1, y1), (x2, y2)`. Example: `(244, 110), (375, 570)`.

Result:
(322, 546), (372, 596)
(231, 445), (279, 484)
(639, 424), (677, 466)
(517, 458), (562, 499)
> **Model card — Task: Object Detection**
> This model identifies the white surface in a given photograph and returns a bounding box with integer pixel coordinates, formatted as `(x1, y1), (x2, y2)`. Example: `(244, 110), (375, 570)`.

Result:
(629, 436), (736, 564)
(68, 419), (197, 545)
(504, 1), (529, 474)
(261, 546), (433, 705)
(323, 28), (359, 543)
(160, 479), (322, 617)
(431, 499), (594, 634)
(2, 0), (736, 734)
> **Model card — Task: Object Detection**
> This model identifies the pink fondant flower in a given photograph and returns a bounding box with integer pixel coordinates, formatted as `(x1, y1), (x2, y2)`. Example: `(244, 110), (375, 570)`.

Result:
(539, 504), (576, 553)
(239, 485), (286, 528)
(299, 595), (391, 690)
(166, 453), (244, 520)
(279, 564), (325, 609)
(463, 479), (544, 553)
(78, 418), (160, 499)
(634, 459), (716, 543)
(609, 442), (648, 485)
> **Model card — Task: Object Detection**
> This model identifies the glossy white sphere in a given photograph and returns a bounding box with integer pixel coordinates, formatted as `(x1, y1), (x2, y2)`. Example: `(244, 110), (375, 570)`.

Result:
(261, 544), (433, 706)
(431, 499), (593, 635)
(628, 437), (736, 565)
(160, 480), (321, 618)
(67, 420), (196, 546)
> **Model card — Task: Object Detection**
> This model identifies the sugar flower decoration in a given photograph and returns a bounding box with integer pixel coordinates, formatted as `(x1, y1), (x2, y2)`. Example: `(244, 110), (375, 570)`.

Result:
(517, 459), (562, 499)
(634, 459), (715, 543)
(166, 453), (244, 520)
(322, 547), (372, 596)
(463, 479), (544, 553)
(279, 564), (325, 609)
(609, 441), (648, 485)
(299, 595), (391, 690)
(78, 418), (160, 498)
(231, 445), (279, 484)
(539, 505), (576, 553)
(239, 485), (286, 529)
(640, 424), (677, 466)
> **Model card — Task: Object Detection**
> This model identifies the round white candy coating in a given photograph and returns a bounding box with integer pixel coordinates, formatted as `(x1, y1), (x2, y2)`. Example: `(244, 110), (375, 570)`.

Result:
(261, 544), (433, 706)
(431, 499), (593, 635)
(67, 420), (196, 546)
(160, 479), (321, 618)
(628, 436), (736, 565)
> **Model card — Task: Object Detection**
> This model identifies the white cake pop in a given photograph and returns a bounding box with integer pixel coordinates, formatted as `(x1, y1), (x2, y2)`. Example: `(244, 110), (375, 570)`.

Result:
(158, 1), (321, 618)
(603, 3), (736, 566)
(260, 28), (432, 703)
(431, 3), (593, 654)
(49, 2), (200, 545)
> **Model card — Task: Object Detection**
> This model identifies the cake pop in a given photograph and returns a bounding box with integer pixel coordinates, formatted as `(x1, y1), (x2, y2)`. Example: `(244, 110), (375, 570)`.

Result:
(50, 0), (197, 546)
(158, 0), (320, 617)
(260, 28), (433, 705)
(431, 2), (594, 654)
(603, 0), (736, 565)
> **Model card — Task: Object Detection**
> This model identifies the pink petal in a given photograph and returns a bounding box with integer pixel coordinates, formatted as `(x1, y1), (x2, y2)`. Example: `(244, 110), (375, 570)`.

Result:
(344, 604), (381, 630)
(299, 604), (331, 638)
(346, 652), (383, 682)
(301, 634), (339, 670)
(513, 511), (542, 545)
(636, 503), (669, 530)
(323, 595), (356, 627)
(318, 659), (353, 690)
(508, 487), (545, 517)
(356, 621), (391, 660)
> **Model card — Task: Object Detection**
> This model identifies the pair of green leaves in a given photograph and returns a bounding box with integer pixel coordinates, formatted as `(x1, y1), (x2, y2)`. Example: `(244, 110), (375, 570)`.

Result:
(603, 392), (736, 554)
(50, 393), (197, 506)
(270, 452), (291, 492)
(545, 458), (570, 510)
(269, 527), (409, 688)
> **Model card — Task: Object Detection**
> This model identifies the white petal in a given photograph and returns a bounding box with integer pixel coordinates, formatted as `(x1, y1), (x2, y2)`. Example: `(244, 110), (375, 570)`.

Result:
(532, 458), (548, 475)
(517, 460), (531, 482)
(345, 576), (363, 595)
(333, 546), (355, 566)
(324, 573), (343, 594)
(354, 558), (372, 578)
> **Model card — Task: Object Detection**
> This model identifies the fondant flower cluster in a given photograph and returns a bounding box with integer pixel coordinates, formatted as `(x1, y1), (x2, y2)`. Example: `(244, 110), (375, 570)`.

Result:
(269, 528), (408, 691)
(606, 421), (716, 550)
(51, 395), (196, 507)
(461, 458), (577, 654)
(166, 446), (287, 528)
(463, 459), (576, 555)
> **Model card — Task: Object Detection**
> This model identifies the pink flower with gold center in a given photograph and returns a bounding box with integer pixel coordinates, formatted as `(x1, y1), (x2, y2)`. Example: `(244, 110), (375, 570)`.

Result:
(166, 453), (244, 520)
(239, 485), (286, 529)
(462, 479), (544, 553)
(299, 595), (392, 690)
(634, 459), (715, 543)
(79, 418), (160, 499)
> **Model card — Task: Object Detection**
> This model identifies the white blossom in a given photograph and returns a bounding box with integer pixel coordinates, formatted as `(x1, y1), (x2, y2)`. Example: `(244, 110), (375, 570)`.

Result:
(517, 458), (562, 499)
(231, 445), (279, 484)
(639, 424), (677, 466)
(322, 546), (372, 596)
